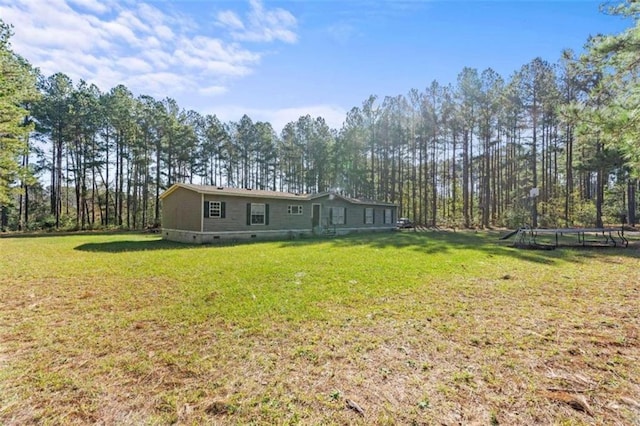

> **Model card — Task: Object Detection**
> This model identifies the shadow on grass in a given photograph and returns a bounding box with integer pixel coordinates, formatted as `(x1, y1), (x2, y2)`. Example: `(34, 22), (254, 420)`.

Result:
(74, 235), (265, 252)
(1, 230), (144, 239)
(278, 229), (640, 264)
(73, 229), (640, 264)
(273, 231), (557, 265)
(75, 239), (191, 252)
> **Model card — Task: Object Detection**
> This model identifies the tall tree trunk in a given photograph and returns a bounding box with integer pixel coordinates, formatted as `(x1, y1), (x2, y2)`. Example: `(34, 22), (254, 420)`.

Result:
(431, 134), (437, 227)
(628, 179), (637, 226)
(451, 132), (457, 220)
(462, 130), (470, 227)
(595, 141), (604, 228)
(531, 98), (538, 228)
(19, 145), (29, 231)
(104, 128), (110, 227)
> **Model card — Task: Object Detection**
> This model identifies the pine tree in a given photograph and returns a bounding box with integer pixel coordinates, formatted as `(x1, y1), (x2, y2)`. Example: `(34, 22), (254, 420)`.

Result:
(0, 20), (38, 229)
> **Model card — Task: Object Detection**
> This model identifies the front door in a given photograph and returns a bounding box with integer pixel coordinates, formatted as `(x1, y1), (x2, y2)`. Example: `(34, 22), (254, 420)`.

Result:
(312, 203), (321, 229)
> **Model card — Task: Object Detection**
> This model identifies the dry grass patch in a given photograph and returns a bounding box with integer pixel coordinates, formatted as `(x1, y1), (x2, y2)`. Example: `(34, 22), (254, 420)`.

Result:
(1, 231), (639, 424)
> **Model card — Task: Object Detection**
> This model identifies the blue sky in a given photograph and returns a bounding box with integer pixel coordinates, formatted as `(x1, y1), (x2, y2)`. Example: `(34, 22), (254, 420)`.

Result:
(0, 0), (631, 131)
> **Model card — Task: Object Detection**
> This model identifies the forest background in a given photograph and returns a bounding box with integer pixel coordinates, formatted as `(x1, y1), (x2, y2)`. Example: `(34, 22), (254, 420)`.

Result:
(2, 1), (640, 232)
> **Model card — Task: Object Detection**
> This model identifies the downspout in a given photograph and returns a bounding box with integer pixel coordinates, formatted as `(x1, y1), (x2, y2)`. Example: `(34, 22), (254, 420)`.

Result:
(201, 193), (204, 233)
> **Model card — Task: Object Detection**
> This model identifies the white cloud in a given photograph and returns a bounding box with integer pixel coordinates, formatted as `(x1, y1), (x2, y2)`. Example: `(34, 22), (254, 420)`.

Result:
(199, 85), (228, 96)
(172, 46), (253, 78)
(177, 36), (260, 66)
(205, 61), (252, 77)
(136, 3), (166, 28)
(141, 48), (175, 70)
(124, 72), (190, 97)
(68, 0), (109, 14)
(115, 10), (149, 34)
(0, 0), (302, 127)
(1, 0), (106, 52)
(38, 56), (93, 81)
(155, 25), (174, 41)
(142, 36), (162, 50)
(1, 0), (351, 150)
(217, 10), (244, 31)
(217, 0), (297, 44)
(91, 66), (126, 91)
(119, 56), (153, 74)
(101, 20), (141, 46)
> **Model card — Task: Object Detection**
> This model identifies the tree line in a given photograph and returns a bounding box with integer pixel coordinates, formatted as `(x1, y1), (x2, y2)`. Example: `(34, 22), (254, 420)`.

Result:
(1, 2), (639, 231)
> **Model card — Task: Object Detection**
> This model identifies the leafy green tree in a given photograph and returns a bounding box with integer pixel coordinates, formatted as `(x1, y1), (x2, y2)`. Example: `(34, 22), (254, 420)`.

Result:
(379, 94), (410, 210)
(477, 69), (504, 227)
(253, 121), (278, 190)
(33, 73), (75, 228)
(106, 85), (136, 226)
(278, 121), (298, 191)
(570, 1), (640, 225)
(455, 67), (481, 227)
(0, 20), (38, 229)
(236, 114), (256, 189)
(421, 81), (444, 227)
(583, 2), (640, 169)
(134, 95), (165, 225)
(334, 107), (368, 196)
(558, 49), (584, 225)
(198, 114), (228, 186)
(362, 95), (381, 199)
(10, 4), (640, 231)
(514, 58), (557, 227)
(68, 80), (102, 229)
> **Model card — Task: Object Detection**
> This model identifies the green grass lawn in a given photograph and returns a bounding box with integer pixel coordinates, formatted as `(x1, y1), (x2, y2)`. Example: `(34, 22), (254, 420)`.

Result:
(1, 231), (639, 425)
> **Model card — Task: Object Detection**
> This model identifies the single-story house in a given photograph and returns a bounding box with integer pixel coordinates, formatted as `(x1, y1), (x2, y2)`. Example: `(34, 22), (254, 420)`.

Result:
(159, 183), (397, 244)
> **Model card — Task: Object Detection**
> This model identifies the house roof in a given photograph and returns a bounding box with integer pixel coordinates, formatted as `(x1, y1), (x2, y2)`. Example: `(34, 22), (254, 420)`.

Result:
(159, 183), (309, 201)
(160, 183), (395, 206)
(310, 192), (395, 206)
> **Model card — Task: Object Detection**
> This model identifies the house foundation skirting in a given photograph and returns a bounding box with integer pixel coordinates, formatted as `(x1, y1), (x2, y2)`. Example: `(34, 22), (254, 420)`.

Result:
(331, 226), (396, 235)
(162, 228), (313, 244)
(162, 226), (395, 244)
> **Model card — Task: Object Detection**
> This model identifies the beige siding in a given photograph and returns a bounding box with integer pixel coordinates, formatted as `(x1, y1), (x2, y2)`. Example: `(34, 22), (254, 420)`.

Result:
(321, 197), (351, 228)
(161, 187), (201, 232)
(308, 195), (396, 231)
(358, 206), (395, 228)
(161, 184), (396, 243)
(203, 195), (312, 233)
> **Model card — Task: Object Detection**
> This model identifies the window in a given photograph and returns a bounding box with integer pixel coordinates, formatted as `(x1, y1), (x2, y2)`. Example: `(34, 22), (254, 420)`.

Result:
(288, 205), (303, 215)
(384, 208), (393, 224)
(364, 207), (374, 224)
(330, 207), (345, 225)
(251, 203), (266, 225)
(204, 201), (225, 218)
(246, 203), (269, 225)
(210, 201), (221, 218)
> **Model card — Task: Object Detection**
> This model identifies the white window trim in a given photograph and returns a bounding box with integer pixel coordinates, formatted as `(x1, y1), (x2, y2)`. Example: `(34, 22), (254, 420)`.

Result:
(331, 207), (345, 225)
(384, 208), (392, 224)
(288, 205), (303, 215)
(251, 203), (266, 225)
(210, 201), (222, 218)
(365, 207), (374, 224)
